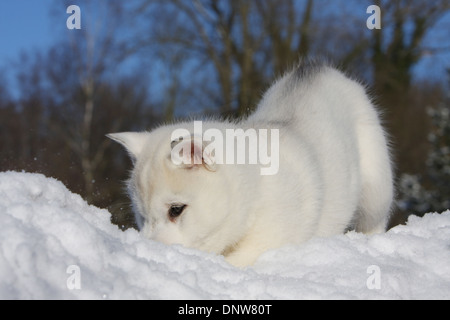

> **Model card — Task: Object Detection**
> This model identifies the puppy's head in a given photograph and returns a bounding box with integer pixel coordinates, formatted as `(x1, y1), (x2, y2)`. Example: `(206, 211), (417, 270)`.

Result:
(108, 124), (245, 255)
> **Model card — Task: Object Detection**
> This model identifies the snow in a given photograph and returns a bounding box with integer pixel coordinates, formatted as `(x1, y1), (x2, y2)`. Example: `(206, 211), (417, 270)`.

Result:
(0, 171), (449, 300)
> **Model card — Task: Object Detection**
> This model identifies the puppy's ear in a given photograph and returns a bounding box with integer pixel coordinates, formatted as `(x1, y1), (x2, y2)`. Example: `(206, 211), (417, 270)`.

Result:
(107, 132), (148, 160)
(170, 136), (216, 172)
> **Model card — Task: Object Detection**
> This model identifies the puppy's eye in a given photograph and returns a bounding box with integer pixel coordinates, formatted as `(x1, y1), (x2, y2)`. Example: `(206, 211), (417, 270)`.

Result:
(168, 204), (187, 221)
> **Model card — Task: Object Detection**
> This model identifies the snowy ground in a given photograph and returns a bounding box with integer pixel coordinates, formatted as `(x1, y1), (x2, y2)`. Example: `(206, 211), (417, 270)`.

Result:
(0, 171), (449, 300)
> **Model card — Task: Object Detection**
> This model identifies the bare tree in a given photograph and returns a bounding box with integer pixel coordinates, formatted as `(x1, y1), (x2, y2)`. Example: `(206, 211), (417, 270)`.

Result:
(133, 0), (319, 117)
(371, 0), (450, 93)
(47, 1), (144, 202)
(368, 0), (450, 175)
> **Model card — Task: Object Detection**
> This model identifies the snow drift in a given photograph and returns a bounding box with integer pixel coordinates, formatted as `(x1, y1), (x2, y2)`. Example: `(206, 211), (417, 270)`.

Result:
(0, 171), (449, 299)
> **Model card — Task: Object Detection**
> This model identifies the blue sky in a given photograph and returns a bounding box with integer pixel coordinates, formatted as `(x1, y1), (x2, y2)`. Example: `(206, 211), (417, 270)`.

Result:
(0, 0), (55, 65)
(0, 0), (140, 98)
(0, 0), (449, 94)
(0, 0), (58, 96)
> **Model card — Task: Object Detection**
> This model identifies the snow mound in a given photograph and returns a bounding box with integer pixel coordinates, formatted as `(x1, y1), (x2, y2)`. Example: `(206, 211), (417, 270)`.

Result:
(0, 171), (449, 299)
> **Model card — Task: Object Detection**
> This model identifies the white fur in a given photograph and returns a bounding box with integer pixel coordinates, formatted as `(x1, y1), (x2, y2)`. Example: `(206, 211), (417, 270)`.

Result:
(108, 63), (393, 267)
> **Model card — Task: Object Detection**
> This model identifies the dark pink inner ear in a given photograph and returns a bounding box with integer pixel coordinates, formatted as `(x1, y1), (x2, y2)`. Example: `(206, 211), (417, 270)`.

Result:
(190, 140), (204, 165)
(170, 137), (204, 168)
(170, 136), (216, 171)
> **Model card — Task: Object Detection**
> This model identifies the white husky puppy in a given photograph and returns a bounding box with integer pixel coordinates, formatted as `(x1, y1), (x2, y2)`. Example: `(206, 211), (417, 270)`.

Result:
(108, 62), (393, 267)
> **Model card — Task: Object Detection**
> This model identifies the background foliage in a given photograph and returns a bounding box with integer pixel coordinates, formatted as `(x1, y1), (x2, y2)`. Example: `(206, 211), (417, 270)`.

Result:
(0, 0), (449, 229)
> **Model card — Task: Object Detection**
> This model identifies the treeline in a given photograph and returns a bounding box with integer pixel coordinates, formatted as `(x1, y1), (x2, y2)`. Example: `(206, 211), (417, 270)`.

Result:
(0, 0), (449, 229)
(0, 49), (157, 228)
